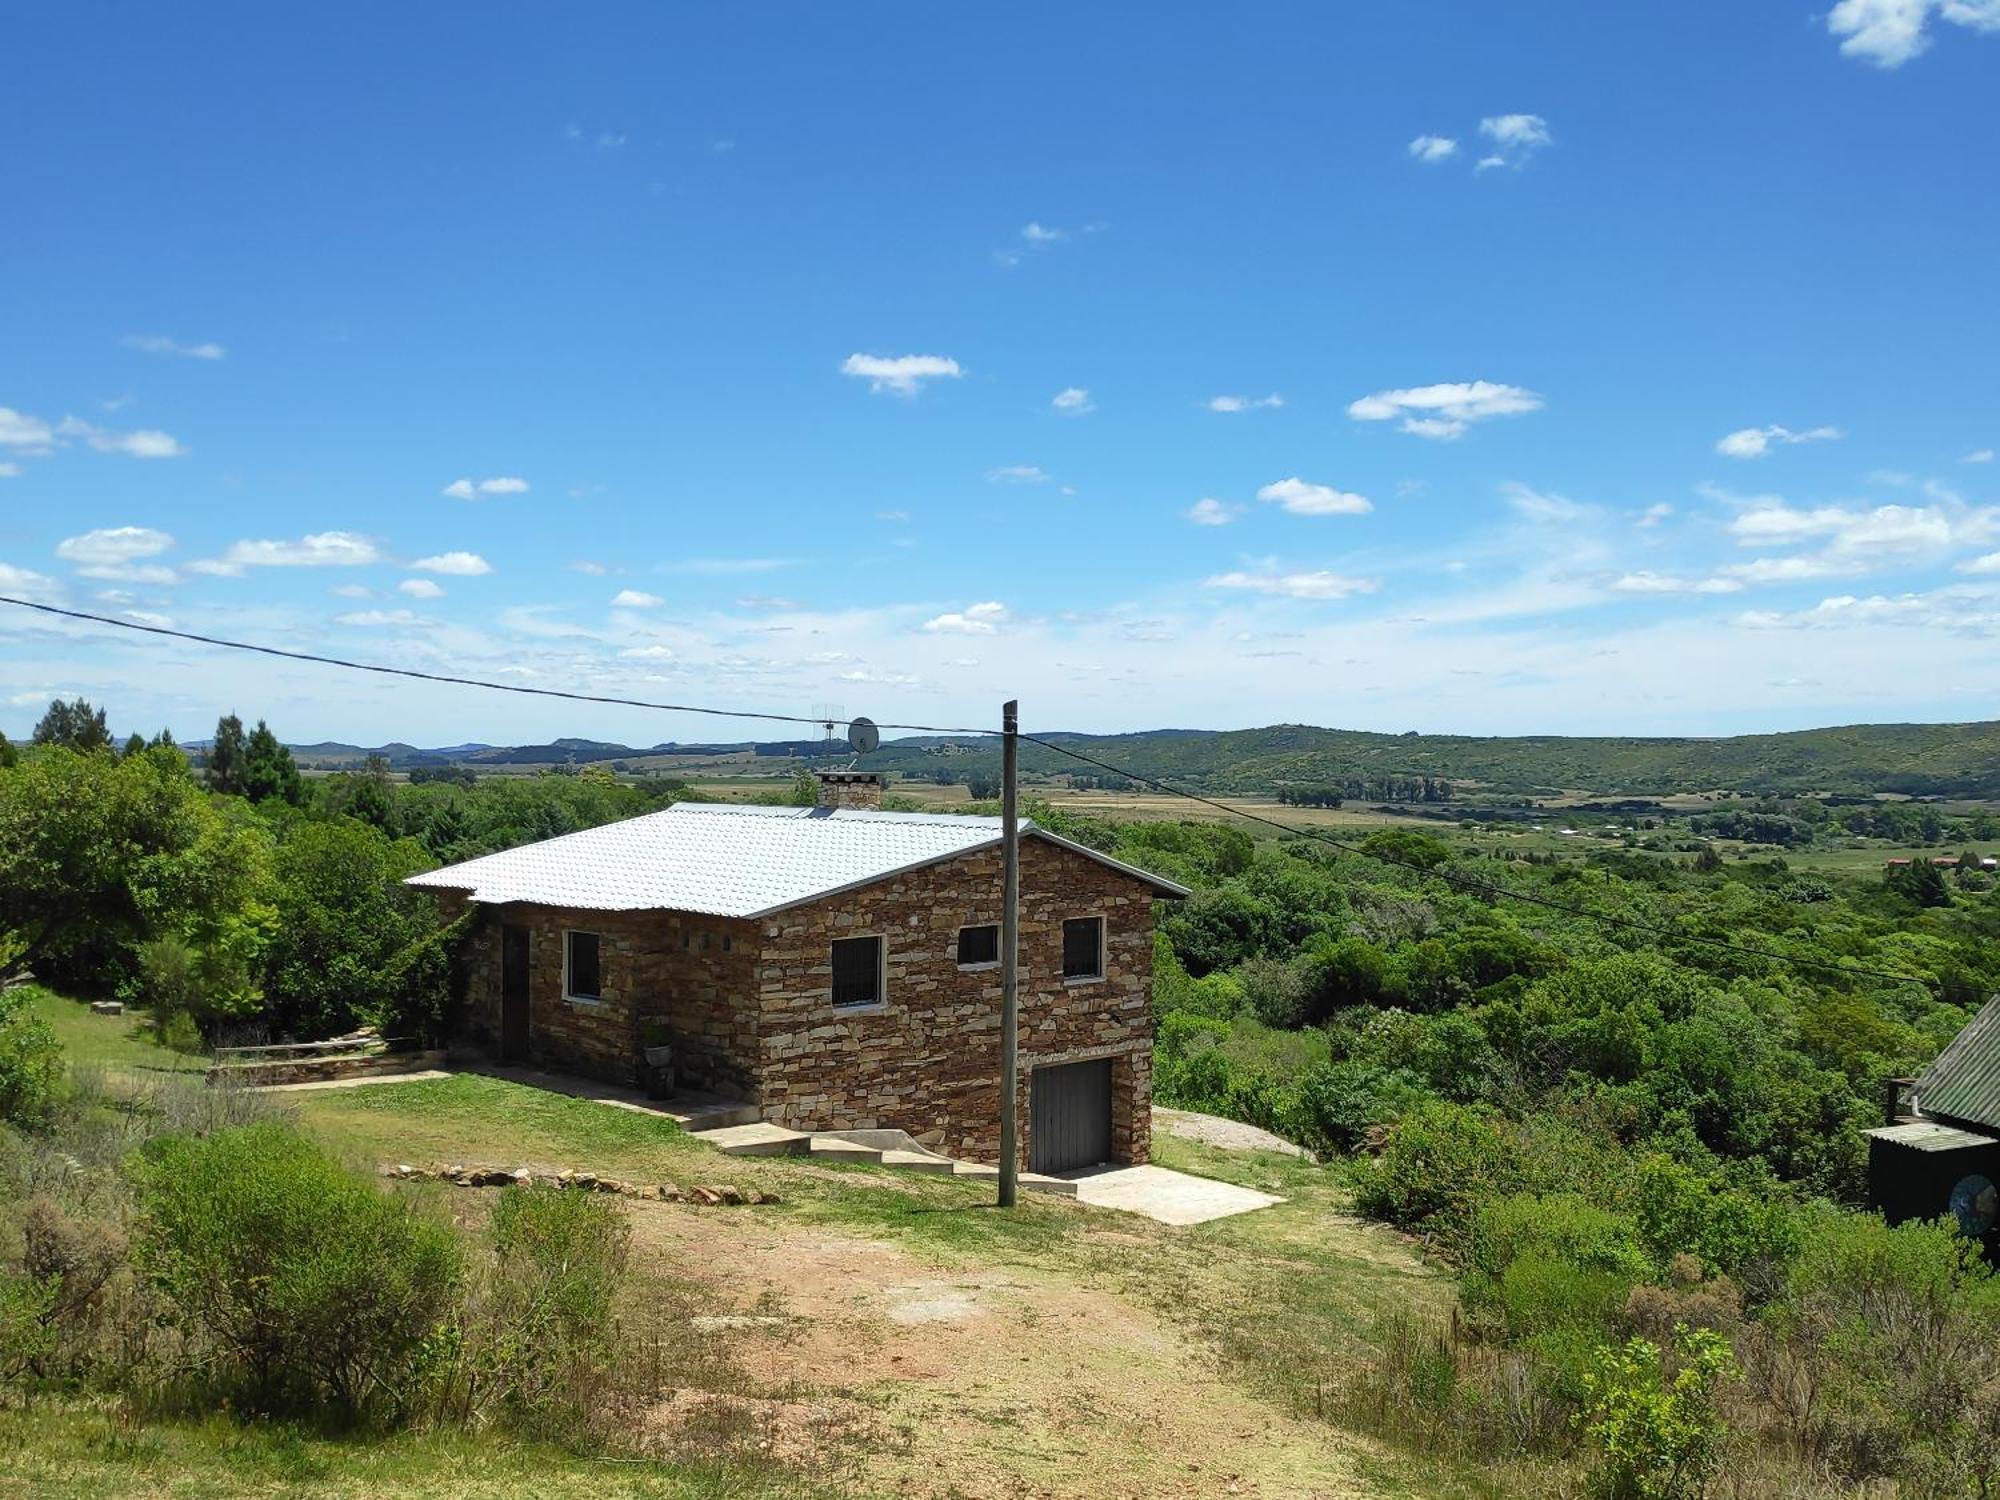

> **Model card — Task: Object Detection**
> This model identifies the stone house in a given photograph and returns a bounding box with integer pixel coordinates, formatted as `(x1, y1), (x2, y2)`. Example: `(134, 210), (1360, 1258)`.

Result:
(406, 773), (1187, 1172)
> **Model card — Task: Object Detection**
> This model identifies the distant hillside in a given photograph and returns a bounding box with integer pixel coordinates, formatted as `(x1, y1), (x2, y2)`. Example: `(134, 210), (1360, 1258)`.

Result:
(856, 720), (2000, 799)
(258, 719), (2000, 799)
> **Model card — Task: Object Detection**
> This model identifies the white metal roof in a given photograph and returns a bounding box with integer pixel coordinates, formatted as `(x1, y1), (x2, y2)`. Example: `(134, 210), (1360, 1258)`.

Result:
(1865, 1119), (1996, 1152)
(405, 801), (1188, 918)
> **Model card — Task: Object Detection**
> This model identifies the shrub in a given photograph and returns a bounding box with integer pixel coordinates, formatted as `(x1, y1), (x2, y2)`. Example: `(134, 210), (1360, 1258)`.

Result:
(468, 1185), (631, 1437)
(1290, 1059), (1434, 1155)
(1353, 1101), (1531, 1252)
(1578, 1326), (1736, 1500)
(131, 1122), (460, 1422)
(0, 986), (60, 1128)
(1470, 1193), (1652, 1287)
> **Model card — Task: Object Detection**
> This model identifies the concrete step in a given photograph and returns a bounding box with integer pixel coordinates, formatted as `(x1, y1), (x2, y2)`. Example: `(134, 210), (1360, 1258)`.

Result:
(693, 1122), (809, 1157)
(880, 1149), (959, 1175)
(807, 1138), (886, 1163)
(675, 1102), (765, 1131)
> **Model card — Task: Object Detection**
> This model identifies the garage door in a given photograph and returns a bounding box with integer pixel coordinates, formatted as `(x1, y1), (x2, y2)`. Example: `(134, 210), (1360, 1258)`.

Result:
(1030, 1058), (1113, 1174)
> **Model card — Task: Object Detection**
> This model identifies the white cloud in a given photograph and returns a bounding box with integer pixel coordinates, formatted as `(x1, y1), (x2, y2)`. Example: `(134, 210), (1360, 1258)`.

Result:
(874, 509), (910, 523)
(1207, 393), (1283, 413)
(1610, 571), (1742, 595)
(411, 551), (492, 576)
(1959, 551), (2000, 574)
(55, 417), (186, 458)
(335, 609), (424, 628)
(1204, 570), (1380, 600)
(55, 526), (174, 567)
(569, 560), (610, 575)
(1407, 134), (1459, 163)
(185, 559), (245, 578)
(1051, 386), (1095, 415)
(398, 578), (445, 599)
(612, 589), (665, 608)
(1727, 500), (1995, 558)
(1257, 478), (1373, 517)
(1503, 483), (1597, 525)
(1187, 498), (1241, 526)
(122, 333), (225, 360)
(441, 476), (529, 499)
(213, 531), (382, 568)
(0, 409), (56, 450)
(986, 464), (1049, 484)
(1714, 424), (1842, 459)
(0, 463), (18, 479)
(922, 601), (1008, 635)
(1347, 380), (1543, 439)
(1635, 503), (1674, 528)
(332, 584), (373, 599)
(619, 645), (675, 660)
(0, 562), (62, 601)
(1021, 222), (1067, 243)
(81, 564), (177, 584)
(840, 353), (963, 397)
(1966, 448), (1995, 464)
(1828, 0), (2000, 67)
(1475, 113), (1553, 170)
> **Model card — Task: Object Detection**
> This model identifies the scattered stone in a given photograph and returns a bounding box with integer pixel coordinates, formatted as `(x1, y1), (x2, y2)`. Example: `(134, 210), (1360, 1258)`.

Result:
(89, 1000), (124, 1016)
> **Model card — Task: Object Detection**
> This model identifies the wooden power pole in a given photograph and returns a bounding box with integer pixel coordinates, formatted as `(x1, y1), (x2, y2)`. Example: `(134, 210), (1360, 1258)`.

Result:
(998, 698), (1020, 1207)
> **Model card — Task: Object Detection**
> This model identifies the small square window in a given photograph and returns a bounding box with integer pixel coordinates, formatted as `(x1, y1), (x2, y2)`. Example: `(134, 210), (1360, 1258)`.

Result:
(1061, 917), (1104, 981)
(957, 924), (1000, 967)
(565, 931), (603, 1000)
(831, 935), (884, 1009)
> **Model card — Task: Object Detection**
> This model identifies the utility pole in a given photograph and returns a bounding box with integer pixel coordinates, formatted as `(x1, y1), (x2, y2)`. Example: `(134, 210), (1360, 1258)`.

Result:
(998, 698), (1020, 1207)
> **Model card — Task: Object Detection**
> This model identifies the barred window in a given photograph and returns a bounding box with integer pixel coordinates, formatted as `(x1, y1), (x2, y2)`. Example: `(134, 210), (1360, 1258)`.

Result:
(957, 924), (1000, 967)
(831, 935), (884, 1009)
(1061, 917), (1104, 981)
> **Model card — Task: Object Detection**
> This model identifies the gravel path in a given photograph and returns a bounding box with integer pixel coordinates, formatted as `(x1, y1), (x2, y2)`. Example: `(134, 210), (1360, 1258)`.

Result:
(1155, 1106), (1315, 1160)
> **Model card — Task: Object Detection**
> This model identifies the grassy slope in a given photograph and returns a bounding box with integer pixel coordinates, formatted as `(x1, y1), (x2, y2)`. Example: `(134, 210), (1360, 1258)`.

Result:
(15, 1001), (1499, 1497)
(21, 988), (204, 1075)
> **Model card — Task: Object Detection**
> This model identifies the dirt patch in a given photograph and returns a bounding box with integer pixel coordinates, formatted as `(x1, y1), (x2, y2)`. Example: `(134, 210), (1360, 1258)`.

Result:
(626, 1202), (1380, 1498)
(1156, 1108), (1315, 1161)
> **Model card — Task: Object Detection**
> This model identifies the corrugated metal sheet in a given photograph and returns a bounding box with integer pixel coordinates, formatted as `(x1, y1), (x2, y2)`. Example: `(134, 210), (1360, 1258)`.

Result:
(1866, 1120), (1994, 1152)
(1913, 994), (2000, 1134)
(405, 801), (1188, 918)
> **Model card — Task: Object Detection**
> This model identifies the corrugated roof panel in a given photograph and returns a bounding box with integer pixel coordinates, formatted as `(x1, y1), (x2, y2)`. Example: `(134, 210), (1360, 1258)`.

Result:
(405, 801), (1187, 918)
(1914, 994), (2000, 1134)
(1866, 1120), (1995, 1152)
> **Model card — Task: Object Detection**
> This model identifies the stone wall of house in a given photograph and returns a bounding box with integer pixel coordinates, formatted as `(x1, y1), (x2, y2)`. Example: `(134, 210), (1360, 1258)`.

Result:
(443, 898), (761, 1092)
(754, 837), (1155, 1167)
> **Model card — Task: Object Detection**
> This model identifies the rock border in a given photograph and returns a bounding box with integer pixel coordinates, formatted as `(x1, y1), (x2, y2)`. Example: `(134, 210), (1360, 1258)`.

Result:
(380, 1162), (780, 1205)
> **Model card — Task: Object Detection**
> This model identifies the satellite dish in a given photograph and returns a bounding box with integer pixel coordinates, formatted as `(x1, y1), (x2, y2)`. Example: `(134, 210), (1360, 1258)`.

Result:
(846, 716), (880, 754)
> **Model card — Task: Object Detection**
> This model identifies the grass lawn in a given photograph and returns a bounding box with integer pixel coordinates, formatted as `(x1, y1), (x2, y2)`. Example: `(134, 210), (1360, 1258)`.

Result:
(0, 1403), (831, 1500)
(18, 985), (204, 1074)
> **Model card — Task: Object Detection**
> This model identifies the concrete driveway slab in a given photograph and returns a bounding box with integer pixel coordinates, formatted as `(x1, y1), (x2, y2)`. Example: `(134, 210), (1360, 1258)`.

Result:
(1063, 1163), (1282, 1225)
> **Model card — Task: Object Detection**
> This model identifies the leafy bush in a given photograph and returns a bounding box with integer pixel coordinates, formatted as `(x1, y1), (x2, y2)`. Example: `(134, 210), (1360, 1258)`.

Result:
(1354, 1102), (1532, 1251)
(1290, 1060), (1433, 1155)
(0, 986), (60, 1128)
(1578, 1326), (1736, 1500)
(132, 1123), (460, 1422)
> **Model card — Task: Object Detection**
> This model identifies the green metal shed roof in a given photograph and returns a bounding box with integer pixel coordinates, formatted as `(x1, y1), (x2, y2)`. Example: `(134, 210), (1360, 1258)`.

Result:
(1914, 994), (2000, 1135)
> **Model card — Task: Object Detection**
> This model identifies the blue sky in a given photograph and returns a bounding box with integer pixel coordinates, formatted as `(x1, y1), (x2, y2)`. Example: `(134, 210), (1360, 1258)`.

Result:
(3, 2), (1996, 747)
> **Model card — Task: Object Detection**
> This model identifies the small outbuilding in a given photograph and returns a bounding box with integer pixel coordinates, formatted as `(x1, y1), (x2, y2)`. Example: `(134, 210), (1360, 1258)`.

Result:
(407, 772), (1188, 1173)
(1866, 995), (2000, 1251)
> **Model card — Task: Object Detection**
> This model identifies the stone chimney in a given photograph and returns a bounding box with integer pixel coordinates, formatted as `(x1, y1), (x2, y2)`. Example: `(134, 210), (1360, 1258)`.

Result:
(815, 771), (884, 811)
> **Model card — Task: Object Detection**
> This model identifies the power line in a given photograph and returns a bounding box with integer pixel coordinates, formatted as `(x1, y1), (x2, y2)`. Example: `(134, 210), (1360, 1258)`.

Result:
(1017, 732), (1934, 989)
(0, 595), (993, 739)
(3, 591), (1933, 987)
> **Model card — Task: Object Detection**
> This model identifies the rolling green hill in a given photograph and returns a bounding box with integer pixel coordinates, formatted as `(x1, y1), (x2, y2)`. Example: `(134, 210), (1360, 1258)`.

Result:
(855, 719), (2000, 798)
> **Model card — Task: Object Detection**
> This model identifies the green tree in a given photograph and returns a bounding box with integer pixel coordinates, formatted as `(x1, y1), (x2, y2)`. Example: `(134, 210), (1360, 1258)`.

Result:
(122, 731), (147, 758)
(31, 697), (111, 753)
(1579, 1326), (1736, 1500)
(262, 819), (433, 1038)
(0, 985), (61, 1126)
(205, 713), (247, 795)
(241, 719), (303, 805)
(1884, 859), (1950, 908)
(0, 732), (15, 770)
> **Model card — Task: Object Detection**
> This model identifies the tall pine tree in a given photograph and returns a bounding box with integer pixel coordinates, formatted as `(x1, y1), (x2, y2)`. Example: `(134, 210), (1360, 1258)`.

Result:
(241, 719), (303, 805)
(206, 713), (247, 794)
(31, 697), (112, 753)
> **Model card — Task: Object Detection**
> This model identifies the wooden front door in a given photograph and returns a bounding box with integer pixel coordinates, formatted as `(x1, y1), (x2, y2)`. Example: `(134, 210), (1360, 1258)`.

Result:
(500, 924), (531, 1062)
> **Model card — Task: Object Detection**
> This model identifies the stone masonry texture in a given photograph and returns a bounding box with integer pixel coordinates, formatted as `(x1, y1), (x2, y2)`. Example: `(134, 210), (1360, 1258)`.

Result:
(443, 832), (1157, 1168)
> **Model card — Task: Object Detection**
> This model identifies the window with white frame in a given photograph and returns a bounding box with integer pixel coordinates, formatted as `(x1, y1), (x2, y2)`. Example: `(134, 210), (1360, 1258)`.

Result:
(564, 930), (603, 1001)
(1061, 916), (1105, 981)
(830, 934), (885, 1009)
